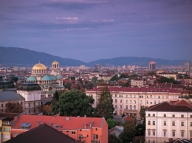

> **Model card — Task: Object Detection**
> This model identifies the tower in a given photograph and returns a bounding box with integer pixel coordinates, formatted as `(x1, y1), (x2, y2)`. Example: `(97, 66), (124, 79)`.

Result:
(184, 61), (190, 73)
(149, 61), (156, 71)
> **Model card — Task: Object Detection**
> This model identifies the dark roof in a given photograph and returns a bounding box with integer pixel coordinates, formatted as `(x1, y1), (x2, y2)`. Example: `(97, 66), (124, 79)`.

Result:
(17, 82), (41, 91)
(5, 124), (77, 143)
(0, 91), (24, 101)
(0, 81), (15, 89)
(147, 100), (192, 112)
(168, 139), (192, 143)
(0, 113), (18, 118)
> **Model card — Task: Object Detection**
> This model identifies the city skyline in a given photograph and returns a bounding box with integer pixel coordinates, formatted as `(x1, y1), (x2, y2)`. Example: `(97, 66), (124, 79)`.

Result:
(0, 0), (192, 62)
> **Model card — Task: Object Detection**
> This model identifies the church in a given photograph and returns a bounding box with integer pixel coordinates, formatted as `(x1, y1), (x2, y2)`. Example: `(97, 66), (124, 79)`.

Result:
(26, 61), (64, 99)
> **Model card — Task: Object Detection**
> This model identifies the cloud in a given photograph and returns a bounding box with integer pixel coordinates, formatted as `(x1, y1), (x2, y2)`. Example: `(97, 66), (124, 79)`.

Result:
(103, 19), (114, 23)
(56, 17), (79, 20)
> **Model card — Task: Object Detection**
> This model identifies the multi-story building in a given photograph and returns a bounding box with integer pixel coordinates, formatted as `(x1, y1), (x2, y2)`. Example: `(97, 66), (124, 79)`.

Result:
(157, 72), (177, 80)
(0, 91), (25, 112)
(184, 61), (191, 74)
(86, 87), (181, 117)
(149, 61), (156, 71)
(17, 83), (41, 114)
(145, 99), (192, 143)
(94, 64), (102, 73)
(11, 114), (108, 143)
(131, 79), (146, 87)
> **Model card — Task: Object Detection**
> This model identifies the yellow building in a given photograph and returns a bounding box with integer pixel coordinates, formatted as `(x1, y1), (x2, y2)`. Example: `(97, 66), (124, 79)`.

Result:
(0, 117), (12, 143)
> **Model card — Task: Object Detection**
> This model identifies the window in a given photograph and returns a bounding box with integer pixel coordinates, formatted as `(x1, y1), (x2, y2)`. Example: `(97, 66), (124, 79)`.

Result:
(148, 114), (150, 117)
(126, 100), (128, 104)
(130, 95), (132, 98)
(153, 131), (155, 136)
(190, 115), (192, 118)
(134, 105), (136, 110)
(190, 122), (192, 127)
(181, 122), (184, 126)
(190, 131), (192, 138)
(115, 94), (117, 97)
(134, 100), (136, 104)
(172, 131), (175, 137)
(153, 114), (155, 117)
(172, 121), (175, 126)
(181, 131), (184, 137)
(29, 103), (30, 107)
(115, 105), (117, 108)
(134, 95), (136, 98)
(158, 96), (160, 98)
(172, 114), (175, 117)
(154, 100), (156, 104)
(164, 121), (166, 126)
(164, 130), (166, 137)
(162, 96), (164, 99)
(148, 130), (150, 136)
(1, 104), (3, 107)
(140, 100), (142, 104)
(115, 99), (117, 103)
(93, 134), (98, 140)
(126, 95), (128, 98)
(164, 114), (166, 117)
(148, 121), (151, 125)
(130, 105), (132, 110)
(120, 105), (122, 109)
(126, 105), (128, 109)
(72, 131), (76, 134)
(4, 127), (10, 132)
(130, 100), (132, 104)
(150, 95), (152, 98)
(120, 99), (122, 103)
(181, 115), (184, 118)
(153, 121), (155, 125)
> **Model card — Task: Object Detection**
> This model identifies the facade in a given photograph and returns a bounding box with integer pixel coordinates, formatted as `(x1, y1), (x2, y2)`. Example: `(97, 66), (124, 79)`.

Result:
(131, 79), (146, 87)
(94, 64), (102, 72)
(0, 118), (12, 143)
(145, 100), (192, 143)
(26, 61), (64, 98)
(0, 91), (25, 112)
(149, 61), (156, 71)
(11, 114), (108, 143)
(86, 87), (181, 117)
(17, 83), (41, 114)
(157, 73), (177, 80)
(184, 61), (191, 73)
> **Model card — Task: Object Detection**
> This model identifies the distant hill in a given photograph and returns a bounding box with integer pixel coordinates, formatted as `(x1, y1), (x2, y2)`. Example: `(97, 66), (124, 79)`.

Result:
(0, 46), (85, 67)
(0, 46), (189, 67)
(87, 57), (188, 66)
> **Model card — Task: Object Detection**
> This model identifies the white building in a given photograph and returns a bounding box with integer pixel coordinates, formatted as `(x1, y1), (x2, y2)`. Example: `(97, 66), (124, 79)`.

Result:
(86, 87), (181, 117)
(17, 83), (41, 114)
(146, 99), (192, 143)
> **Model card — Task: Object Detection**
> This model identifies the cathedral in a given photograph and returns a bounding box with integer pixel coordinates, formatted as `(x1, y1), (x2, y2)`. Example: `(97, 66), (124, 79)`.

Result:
(26, 61), (64, 98)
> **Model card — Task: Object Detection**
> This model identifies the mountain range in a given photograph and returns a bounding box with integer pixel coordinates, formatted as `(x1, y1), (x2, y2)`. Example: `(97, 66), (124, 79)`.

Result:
(0, 46), (189, 67)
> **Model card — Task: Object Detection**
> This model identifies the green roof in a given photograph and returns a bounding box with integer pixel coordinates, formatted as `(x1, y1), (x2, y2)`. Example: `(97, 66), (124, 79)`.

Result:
(27, 76), (37, 81)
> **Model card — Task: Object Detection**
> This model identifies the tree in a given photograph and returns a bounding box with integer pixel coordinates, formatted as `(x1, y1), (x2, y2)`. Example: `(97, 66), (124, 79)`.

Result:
(135, 124), (145, 136)
(110, 75), (118, 81)
(52, 90), (94, 116)
(52, 91), (60, 105)
(119, 121), (136, 143)
(95, 86), (114, 120)
(65, 82), (72, 90)
(107, 118), (118, 130)
(139, 106), (148, 119)
(43, 104), (52, 115)
(108, 134), (122, 143)
(5, 102), (23, 113)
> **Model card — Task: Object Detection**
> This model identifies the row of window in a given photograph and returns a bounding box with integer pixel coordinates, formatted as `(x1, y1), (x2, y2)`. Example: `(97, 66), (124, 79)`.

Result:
(113, 99), (164, 104)
(148, 114), (192, 118)
(114, 105), (137, 110)
(112, 94), (177, 99)
(148, 120), (192, 127)
(148, 130), (187, 138)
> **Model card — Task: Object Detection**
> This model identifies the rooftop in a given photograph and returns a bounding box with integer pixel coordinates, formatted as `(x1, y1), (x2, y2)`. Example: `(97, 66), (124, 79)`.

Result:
(0, 91), (24, 101)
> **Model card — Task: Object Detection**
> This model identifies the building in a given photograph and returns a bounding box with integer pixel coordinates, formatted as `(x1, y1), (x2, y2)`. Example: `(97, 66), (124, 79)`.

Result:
(86, 87), (181, 117)
(0, 91), (25, 113)
(11, 114), (108, 143)
(5, 124), (77, 143)
(94, 64), (102, 72)
(157, 73), (178, 80)
(0, 113), (18, 143)
(0, 78), (15, 92)
(17, 83), (41, 114)
(149, 61), (156, 71)
(184, 61), (190, 73)
(145, 100), (192, 143)
(131, 79), (146, 87)
(26, 61), (64, 98)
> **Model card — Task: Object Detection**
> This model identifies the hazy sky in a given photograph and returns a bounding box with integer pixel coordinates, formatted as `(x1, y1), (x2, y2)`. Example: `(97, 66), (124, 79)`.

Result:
(0, 0), (192, 62)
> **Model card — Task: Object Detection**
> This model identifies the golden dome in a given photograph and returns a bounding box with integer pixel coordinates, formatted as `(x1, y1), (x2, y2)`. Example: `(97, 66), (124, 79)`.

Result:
(52, 60), (59, 65)
(32, 62), (47, 70)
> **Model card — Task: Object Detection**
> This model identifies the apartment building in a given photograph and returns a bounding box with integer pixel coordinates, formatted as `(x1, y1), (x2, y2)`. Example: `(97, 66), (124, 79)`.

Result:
(145, 100), (192, 143)
(11, 114), (108, 143)
(86, 87), (181, 117)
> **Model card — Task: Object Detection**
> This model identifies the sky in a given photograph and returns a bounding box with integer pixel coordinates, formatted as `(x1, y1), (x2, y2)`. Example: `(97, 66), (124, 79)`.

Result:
(0, 0), (192, 62)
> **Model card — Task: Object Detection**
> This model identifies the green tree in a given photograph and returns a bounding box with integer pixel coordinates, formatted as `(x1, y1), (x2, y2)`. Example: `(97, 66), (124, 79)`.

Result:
(110, 75), (118, 81)
(5, 102), (23, 113)
(65, 82), (72, 90)
(95, 87), (114, 120)
(139, 106), (148, 119)
(119, 121), (136, 143)
(108, 134), (122, 143)
(52, 90), (94, 116)
(135, 124), (145, 136)
(91, 77), (97, 86)
(52, 91), (60, 105)
(107, 118), (118, 130)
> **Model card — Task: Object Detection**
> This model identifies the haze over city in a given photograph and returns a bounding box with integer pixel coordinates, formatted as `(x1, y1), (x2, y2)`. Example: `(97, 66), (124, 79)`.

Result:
(0, 0), (192, 62)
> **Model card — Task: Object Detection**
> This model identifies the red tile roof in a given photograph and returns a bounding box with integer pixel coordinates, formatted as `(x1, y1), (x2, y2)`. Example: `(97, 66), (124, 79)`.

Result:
(12, 115), (106, 130)
(86, 87), (181, 93)
(147, 100), (192, 112)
